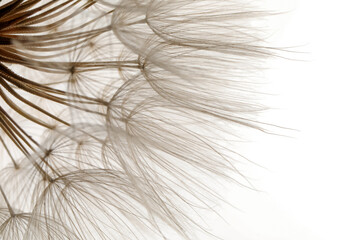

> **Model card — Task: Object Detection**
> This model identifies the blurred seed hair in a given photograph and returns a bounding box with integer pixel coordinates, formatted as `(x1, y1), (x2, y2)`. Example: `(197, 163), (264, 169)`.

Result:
(0, 0), (280, 239)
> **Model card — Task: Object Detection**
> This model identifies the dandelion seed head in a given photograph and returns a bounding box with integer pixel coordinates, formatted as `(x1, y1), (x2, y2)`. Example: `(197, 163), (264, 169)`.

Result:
(0, 0), (277, 239)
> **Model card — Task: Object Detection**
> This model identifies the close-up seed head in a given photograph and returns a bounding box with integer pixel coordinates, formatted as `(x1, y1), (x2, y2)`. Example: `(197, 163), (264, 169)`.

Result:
(0, 0), (276, 239)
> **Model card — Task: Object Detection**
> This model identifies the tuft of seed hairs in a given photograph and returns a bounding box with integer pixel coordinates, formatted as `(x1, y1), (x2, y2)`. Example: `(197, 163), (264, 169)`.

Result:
(0, 0), (276, 239)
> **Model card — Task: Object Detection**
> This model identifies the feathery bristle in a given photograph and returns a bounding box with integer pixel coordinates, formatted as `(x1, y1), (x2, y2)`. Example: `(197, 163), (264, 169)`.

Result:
(0, 0), (277, 239)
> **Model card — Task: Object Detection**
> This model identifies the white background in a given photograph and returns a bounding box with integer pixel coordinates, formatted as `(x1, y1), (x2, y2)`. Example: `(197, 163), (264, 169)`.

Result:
(1, 1), (358, 239)
(212, 0), (360, 239)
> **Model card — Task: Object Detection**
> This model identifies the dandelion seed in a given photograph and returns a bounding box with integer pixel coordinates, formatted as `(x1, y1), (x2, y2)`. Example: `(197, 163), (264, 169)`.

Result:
(0, 0), (278, 239)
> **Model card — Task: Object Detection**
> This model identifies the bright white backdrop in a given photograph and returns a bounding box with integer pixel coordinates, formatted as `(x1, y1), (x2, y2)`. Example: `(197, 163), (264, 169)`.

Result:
(210, 0), (360, 239)
(1, 1), (358, 239)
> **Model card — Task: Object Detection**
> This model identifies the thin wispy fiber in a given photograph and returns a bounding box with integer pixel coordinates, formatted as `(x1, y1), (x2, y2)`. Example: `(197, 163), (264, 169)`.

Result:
(0, 0), (276, 239)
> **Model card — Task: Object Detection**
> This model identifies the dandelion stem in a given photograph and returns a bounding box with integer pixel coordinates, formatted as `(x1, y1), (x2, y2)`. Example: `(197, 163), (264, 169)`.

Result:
(0, 185), (15, 217)
(25, 60), (140, 71)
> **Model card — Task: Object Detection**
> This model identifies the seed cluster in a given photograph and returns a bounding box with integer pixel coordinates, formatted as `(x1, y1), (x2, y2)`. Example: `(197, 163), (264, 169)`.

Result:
(0, 1), (271, 239)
